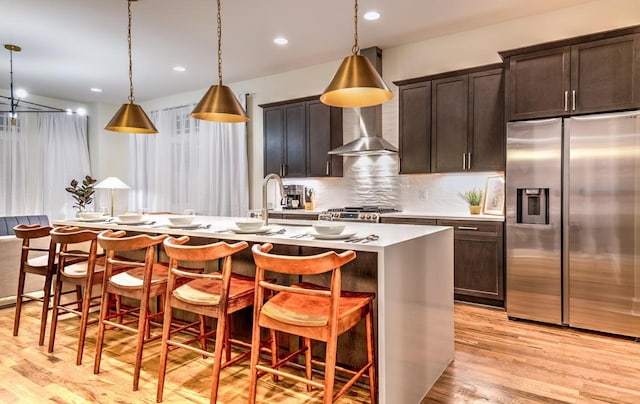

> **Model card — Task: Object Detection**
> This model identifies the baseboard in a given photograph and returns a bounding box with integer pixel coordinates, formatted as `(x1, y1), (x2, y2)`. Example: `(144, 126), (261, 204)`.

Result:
(0, 291), (45, 309)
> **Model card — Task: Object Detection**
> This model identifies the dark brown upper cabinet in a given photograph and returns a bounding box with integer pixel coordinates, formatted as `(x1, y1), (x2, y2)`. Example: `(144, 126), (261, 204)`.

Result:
(398, 82), (431, 174)
(395, 63), (504, 174)
(261, 96), (343, 178)
(502, 28), (640, 121)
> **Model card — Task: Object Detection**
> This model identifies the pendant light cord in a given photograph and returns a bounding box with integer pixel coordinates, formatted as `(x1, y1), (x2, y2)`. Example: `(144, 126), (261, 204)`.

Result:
(127, 0), (135, 103)
(352, 0), (359, 55)
(8, 48), (15, 116)
(217, 0), (223, 86)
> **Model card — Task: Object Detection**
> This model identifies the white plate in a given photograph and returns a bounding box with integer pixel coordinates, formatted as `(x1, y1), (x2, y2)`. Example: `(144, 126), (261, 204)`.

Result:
(167, 222), (202, 229)
(308, 231), (357, 240)
(74, 216), (107, 222)
(231, 226), (274, 234)
(114, 218), (149, 225)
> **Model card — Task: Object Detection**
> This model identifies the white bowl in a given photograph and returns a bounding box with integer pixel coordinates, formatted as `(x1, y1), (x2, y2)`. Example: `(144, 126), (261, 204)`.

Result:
(78, 212), (104, 220)
(117, 213), (144, 223)
(168, 215), (194, 226)
(235, 218), (264, 231)
(313, 222), (346, 236)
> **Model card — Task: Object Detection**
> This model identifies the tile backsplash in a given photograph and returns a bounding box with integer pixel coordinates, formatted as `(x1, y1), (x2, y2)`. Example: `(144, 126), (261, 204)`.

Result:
(281, 154), (503, 214)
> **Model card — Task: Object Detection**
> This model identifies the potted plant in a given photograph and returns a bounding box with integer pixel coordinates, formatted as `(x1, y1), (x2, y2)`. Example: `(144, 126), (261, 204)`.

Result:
(65, 175), (97, 214)
(458, 188), (483, 215)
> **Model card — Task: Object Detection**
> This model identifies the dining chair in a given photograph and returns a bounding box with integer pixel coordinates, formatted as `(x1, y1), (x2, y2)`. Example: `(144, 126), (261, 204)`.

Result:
(13, 224), (58, 346)
(94, 230), (170, 391)
(47, 226), (130, 365)
(249, 243), (376, 404)
(157, 236), (257, 403)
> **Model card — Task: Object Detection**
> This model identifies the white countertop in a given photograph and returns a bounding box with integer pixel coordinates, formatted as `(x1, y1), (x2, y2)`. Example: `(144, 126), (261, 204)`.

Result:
(54, 215), (450, 253)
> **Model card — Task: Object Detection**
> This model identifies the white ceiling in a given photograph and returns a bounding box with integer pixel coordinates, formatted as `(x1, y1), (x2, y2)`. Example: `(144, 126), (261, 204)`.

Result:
(1, 0), (594, 105)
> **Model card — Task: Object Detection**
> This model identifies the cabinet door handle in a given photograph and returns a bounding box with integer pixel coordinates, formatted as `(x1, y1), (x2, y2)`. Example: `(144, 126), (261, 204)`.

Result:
(572, 90), (576, 111)
(326, 160), (330, 176)
(283, 164), (288, 177)
(564, 91), (568, 112)
(462, 153), (467, 170)
(457, 226), (479, 231)
(467, 152), (472, 170)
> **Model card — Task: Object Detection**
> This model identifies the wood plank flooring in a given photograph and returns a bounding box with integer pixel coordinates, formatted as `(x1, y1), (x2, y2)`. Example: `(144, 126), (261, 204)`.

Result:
(1, 301), (639, 403)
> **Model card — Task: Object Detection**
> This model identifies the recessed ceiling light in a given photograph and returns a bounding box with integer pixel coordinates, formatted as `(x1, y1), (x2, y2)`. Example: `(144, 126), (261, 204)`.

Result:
(90, 88), (103, 93)
(364, 11), (381, 21)
(15, 88), (28, 98)
(173, 66), (186, 72)
(273, 37), (288, 45)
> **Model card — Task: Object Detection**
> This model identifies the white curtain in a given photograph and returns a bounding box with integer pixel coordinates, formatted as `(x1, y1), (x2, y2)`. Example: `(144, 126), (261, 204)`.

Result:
(0, 112), (91, 220)
(129, 101), (249, 217)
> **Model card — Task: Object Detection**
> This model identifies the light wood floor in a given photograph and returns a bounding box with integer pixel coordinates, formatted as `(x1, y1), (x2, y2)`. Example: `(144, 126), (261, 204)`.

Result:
(1, 302), (639, 403)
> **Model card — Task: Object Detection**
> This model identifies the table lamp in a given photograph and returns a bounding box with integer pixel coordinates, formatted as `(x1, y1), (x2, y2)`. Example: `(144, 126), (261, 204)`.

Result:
(94, 177), (131, 217)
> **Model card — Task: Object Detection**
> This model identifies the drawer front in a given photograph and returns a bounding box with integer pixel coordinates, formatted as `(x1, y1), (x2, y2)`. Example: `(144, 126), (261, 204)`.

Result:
(380, 217), (437, 225)
(436, 219), (503, 237)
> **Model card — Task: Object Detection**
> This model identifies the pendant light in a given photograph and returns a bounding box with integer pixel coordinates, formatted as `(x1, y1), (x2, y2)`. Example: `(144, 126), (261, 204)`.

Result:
(320, 0), (393, 108)
(191, 0), (248, 123)
(105, 0), (157, 134)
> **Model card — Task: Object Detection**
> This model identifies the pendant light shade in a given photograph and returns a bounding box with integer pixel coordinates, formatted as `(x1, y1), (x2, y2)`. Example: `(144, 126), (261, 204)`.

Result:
(191, 0), (248, 123)
(320, 0), (392, 108)
(191, 84), (248, 123)
(320, 54), (392, 108)
(105, 0), (158, 134)
(104, 103), (157, 134)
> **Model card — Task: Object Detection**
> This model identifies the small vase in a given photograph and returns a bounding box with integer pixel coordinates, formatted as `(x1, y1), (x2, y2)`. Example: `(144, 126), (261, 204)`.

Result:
(469, 205), (481, 215)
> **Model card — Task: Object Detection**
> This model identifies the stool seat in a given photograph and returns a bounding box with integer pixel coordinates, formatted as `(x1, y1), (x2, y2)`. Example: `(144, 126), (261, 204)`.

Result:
(173, 272), (255, 306)
(62, 256), (107, 278)
(109, 263), (169, 288)
(262, 282), (374, 328)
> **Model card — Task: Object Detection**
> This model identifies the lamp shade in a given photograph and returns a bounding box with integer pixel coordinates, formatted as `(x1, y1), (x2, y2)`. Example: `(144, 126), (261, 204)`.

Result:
(191, 84), (249, 123)
(94, 177), (130, 190)
(320, 54), (393, 108)
(104, 103), (158, 134)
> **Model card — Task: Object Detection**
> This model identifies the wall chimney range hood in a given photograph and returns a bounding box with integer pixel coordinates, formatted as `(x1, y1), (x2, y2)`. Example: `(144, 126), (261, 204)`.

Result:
(329, 47), (398, 156)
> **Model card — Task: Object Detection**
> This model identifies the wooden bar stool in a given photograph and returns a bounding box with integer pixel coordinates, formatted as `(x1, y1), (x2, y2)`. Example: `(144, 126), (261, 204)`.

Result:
(47, 226), (128, 365)
(94, 230), (169, 391)
(13, 224), (57, 346)
(249, 243), (376, 404)
(157, 236), (255, 403)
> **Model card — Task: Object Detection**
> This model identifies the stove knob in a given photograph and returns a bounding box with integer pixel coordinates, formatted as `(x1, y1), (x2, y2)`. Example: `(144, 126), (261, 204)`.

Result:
(365, 214), (372, 220)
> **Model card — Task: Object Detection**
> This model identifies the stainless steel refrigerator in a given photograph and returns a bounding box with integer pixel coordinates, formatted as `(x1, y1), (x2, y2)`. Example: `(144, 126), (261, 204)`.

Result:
(506, 111), (640, 337)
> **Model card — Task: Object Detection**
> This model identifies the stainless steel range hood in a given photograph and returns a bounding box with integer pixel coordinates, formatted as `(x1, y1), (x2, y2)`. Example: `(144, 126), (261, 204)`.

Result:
(329, 46), (397, 156)
(328, 132), (397, 156)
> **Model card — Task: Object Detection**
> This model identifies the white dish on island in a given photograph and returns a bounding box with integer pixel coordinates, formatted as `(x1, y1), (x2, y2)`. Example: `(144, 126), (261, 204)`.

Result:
(113, 218), (148, 225)
(168, 215), (194, 226)
(167, 222), (202, 229)
(74, 216), (107, 222)
(232, 225), (274, 234)
(308, 231), (356, 240)
(234, 218), (264, 231)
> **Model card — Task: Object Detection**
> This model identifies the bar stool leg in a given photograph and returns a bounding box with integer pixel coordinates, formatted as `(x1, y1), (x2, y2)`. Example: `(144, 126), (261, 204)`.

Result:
(38, 275), (53, 346)
(47, 276), (64, 353)
(248, 322), (262, 404)
(270, 329), (279, 382)
(94, 291), (111, 375)
(304, 337), (313, 392)
(13, 269), (26, 336)
(156, 302), (174, 403)
(224, 315), (231, 363)
(209, 310), (227, 404)
(199, 314), (207, 359)
(75, 285), (83, 311)
(76, 282), (95, 366)
(133, 296), (151, 391)
(323, 336), (338, 404)
(365, 307), (376, 402)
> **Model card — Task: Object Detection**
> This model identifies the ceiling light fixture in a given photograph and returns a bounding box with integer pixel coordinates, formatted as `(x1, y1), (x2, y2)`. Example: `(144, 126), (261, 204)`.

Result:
(90, 88), (103, 93)
(273, 37), (288, 45)
(173, 66), (186, 72)
(104, 0), (158, 134)
(191, 0), (248, 123)
(1, 44), (64, 125)
(364, 11), (381, 21)
(320, 0), (392, 108)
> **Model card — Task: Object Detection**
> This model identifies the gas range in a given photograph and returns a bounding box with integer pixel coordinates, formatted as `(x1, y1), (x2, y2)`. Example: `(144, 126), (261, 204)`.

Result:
(326, 206), (401, 223)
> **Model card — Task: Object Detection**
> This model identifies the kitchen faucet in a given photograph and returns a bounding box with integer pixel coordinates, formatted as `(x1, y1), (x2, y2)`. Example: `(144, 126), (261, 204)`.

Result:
(262, 173), (285, 226)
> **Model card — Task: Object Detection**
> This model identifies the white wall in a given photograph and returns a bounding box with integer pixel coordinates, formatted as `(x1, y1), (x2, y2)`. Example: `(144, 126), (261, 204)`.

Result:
(93, 0), (640, 213)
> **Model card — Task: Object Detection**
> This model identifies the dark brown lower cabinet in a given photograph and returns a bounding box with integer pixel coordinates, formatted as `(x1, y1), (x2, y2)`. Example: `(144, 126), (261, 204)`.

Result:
(436, 219), (504, 306)
(381, 217), (504, 307)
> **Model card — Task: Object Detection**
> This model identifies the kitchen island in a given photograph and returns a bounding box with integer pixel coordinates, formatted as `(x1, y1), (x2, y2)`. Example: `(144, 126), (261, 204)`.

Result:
(54, 215), (454, 403)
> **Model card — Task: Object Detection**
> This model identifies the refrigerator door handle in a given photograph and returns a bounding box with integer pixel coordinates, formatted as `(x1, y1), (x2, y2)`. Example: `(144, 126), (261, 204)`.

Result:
(564, 91), (568, 112)
(572, 90), (576, 111)
(462, 153), (467, 170)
